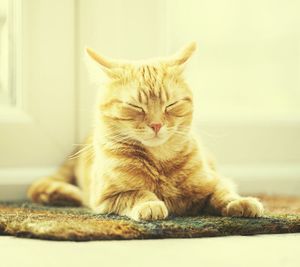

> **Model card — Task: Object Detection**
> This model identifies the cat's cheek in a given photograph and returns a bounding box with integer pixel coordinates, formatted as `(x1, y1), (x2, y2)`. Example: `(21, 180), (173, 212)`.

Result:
(164, 114), (177, 127)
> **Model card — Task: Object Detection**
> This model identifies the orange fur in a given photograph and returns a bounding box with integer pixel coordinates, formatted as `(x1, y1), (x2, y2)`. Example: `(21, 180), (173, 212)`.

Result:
(28, 43), (264, 220)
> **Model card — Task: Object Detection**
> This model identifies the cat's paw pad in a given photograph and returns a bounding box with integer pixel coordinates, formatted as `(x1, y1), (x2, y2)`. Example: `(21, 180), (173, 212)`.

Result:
(130, 200), (168, 221)
(224, 197), (264, 217)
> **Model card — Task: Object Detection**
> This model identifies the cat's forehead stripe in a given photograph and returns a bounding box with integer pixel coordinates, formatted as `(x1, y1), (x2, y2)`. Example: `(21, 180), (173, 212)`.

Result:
(137, 65), (169, 103)
(137, 89), (148, 105)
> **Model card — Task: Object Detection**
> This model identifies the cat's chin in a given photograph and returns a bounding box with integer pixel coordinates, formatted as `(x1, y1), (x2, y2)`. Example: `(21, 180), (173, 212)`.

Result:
(140, 136), (169, 147)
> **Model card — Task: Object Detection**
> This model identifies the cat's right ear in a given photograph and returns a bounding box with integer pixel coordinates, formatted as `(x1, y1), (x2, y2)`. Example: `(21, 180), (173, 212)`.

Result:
(85, 47), (122, 79)
(86, 47), (118, 69)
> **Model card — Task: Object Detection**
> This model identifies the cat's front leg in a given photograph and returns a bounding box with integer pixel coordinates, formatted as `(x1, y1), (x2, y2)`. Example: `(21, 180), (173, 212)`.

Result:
(209, 178), (264, 217)
(93, 190), (168, 221)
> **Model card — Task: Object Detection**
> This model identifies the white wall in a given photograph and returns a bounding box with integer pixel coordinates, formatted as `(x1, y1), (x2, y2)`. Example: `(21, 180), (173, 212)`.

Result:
(167, 0), (300, 119)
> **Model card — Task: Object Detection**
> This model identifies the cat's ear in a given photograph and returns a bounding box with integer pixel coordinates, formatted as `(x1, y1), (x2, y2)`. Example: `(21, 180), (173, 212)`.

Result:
(165, 42), (197, 67)
(86, 47), (119, 69)
(85, 47), (123, 79)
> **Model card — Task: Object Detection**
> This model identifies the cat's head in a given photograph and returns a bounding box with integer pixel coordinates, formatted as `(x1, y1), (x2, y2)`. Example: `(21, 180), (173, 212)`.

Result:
(86, 43), (196, 147)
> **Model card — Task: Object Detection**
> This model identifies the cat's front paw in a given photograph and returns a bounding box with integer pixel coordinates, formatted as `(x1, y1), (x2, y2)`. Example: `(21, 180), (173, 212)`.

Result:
(223, 197), (264, 217)
(129, 200), (168, 221)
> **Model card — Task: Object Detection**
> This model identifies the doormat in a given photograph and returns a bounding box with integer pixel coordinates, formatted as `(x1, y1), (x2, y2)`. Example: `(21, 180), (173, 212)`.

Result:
(0, 195), (299, 241)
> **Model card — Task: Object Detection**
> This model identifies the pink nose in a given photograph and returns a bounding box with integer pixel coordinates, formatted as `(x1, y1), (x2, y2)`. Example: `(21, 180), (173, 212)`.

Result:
(150, 123), (162, 134)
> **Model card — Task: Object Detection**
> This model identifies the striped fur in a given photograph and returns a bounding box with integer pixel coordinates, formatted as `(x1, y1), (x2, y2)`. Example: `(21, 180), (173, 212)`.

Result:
(28, 43), (264, 220)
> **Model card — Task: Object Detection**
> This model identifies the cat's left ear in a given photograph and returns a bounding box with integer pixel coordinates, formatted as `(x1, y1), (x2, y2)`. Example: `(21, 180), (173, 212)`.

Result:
(165, 42), (197, 67)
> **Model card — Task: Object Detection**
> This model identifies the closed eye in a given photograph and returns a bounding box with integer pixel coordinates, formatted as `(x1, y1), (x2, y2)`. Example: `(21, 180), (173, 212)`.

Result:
(126, 103), (145, 113)
(165, 101), (178, 112)
(167, 101), (178, 108)
(165, 97), (192, 114)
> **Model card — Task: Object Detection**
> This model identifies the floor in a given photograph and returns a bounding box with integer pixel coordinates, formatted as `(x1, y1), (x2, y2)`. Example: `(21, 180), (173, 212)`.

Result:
(1, 234), (299, 267)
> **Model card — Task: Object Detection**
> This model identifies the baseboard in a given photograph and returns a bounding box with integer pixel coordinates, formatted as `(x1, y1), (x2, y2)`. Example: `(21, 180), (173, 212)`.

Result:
(219, 164), (300, 196)
(0, 167), (56, 201)
(0, 164), (299, 201)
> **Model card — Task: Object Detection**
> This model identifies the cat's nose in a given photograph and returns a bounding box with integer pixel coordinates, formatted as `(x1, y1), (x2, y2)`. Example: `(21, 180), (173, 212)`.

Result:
(150, 123), (162, 134)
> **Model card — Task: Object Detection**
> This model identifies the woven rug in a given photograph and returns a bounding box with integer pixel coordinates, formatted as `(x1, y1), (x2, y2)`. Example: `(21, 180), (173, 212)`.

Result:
(0, 195), (299, 241)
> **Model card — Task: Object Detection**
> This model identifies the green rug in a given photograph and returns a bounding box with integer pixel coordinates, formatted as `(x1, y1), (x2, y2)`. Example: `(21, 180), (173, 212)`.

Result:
(0, 198), (299, 241)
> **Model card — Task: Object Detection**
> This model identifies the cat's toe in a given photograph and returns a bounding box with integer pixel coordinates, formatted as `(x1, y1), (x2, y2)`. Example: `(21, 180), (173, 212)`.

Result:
(130, 200), (168, 221)
(224, 197), (264, 217)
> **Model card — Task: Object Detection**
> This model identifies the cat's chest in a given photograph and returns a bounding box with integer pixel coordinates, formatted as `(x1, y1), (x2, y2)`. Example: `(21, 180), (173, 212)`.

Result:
(150, 161), (209, 215)
(150, 159), (191, 197)
(152, 169), (207, 215)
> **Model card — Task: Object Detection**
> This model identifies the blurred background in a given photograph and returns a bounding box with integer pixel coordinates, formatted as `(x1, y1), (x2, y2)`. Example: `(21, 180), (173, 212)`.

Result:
(0, 0), (299, 199)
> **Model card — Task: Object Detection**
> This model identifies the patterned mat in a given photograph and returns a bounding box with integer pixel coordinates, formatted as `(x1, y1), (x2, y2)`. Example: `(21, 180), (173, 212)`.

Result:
(0, 195), (299, 241)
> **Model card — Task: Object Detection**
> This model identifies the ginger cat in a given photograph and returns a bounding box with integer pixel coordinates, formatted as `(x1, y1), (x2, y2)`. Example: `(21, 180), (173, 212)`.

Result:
(28, 43), (264, 221)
